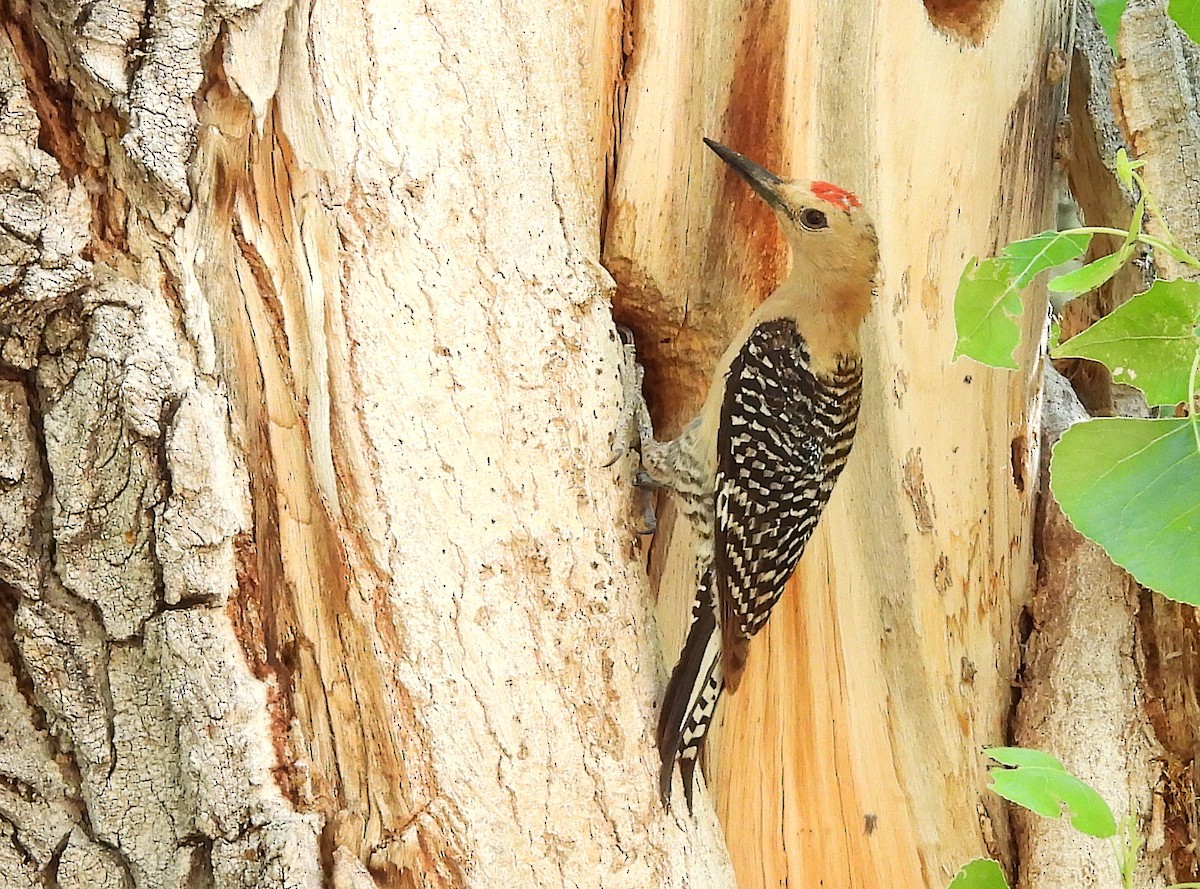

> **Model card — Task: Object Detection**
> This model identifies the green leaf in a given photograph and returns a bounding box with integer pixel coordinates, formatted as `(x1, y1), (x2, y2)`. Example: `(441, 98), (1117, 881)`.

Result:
(1048, 247), (1130, 295)
(1052, 279), (1200, 405)
(987, 755), (1118, 838)
(1169, 0), (1200, 43)
(954, 232), (1091, 368)
(947, 858), (1009, 889)
(985, 748), (1117, 838)
(986, 747), (1067, 770)
(1094, 0), (1128, 50)
(1003, 231), (1093, 287)
(954, 258), (1022, 369)
(1051, 418), (1200, 604)
(1114, 147), (1140, 189)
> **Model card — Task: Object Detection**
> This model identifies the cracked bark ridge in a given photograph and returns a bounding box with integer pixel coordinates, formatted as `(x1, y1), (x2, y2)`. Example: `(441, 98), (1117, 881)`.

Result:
(42, 291), (177, 640)
(29, 0), (260, 226)
(0, 383), (42, 596)
(0, 613), (77, 877)
(0, 38), (90, 369)
(1117, 0), (1200, 280)
(55, 828), (127, 889)
(94, 610), (317, 887)
(16, 579), (114, 774)
(0, 17), (319, 889)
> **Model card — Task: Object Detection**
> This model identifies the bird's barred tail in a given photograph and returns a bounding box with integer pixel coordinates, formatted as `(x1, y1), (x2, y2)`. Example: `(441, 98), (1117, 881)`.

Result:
(656, 569), (724, 811)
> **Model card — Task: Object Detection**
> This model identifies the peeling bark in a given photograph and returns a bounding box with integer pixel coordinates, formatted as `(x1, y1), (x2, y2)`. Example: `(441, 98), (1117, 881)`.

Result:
(0, 3), (318, 885)
(0, 0), (733, 886)
(1111, 1), (1200, 881)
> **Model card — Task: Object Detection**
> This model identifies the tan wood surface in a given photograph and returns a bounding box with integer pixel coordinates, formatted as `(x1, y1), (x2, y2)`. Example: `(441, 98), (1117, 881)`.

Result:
(605, 2), (1071, 886)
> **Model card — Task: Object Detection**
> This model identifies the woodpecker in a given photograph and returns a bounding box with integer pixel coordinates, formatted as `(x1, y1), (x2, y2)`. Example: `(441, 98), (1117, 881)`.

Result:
(637, 138), (879, 810)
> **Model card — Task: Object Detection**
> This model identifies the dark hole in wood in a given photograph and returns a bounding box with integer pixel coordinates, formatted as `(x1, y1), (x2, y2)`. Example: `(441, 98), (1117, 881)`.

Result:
(924, 0), (997, 43)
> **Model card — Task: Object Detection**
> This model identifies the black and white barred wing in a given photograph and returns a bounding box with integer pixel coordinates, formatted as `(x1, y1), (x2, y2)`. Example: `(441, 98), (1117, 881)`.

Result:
(714, 318), (862, 643)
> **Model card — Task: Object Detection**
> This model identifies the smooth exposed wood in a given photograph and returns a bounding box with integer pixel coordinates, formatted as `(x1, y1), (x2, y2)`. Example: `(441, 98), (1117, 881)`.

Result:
(605, 2), (1069, 886)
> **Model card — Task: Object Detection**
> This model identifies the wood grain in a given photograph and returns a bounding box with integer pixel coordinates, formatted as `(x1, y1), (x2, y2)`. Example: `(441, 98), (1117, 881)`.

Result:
(605, 2), (1070, 886)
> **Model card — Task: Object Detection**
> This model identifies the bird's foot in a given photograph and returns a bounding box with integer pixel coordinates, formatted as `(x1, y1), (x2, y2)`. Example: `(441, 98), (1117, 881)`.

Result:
(634, 471), (658, 535)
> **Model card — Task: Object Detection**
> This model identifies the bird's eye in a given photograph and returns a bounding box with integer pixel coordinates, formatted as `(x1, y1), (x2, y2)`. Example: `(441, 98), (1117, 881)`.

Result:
(800, 208), (828, 230)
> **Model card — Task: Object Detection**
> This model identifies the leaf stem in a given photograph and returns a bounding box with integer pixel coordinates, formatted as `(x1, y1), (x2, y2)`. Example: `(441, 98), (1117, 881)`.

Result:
(1132, 169), (1182, 252)
(1190, 347), (1200, 457)
(1065, 226), (1200, 269)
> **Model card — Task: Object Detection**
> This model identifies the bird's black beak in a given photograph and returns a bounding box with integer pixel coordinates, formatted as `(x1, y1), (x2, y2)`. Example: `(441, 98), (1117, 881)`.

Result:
(703, 138), (786, 211)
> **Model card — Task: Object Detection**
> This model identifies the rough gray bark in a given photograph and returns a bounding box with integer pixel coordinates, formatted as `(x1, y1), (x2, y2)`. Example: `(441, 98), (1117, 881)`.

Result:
(0, 3), (322, 885)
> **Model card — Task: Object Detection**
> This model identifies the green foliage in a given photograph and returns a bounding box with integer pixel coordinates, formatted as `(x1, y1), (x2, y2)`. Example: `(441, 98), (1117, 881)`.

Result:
(1170, 0), (1200, 42)
(1114, 148), (1143, 191)
(1117, 816), (1144, 889)
(985, 748), (1117, 838)
(1052, 279), (1200, 406)
(954, 232), (1091, 368)
(1093, 0), (1127, 50)
(1004, 231), (1094, 286)
(957, 748), (1200, 888)
(1051, 418), (1200, 605)
(985, 747), (1065, 770)
(953, 146), (1200, 603)
(946, 858), (1009, 889)
(955, 260), (1023, 369)
(1047, 247), (1130, 295)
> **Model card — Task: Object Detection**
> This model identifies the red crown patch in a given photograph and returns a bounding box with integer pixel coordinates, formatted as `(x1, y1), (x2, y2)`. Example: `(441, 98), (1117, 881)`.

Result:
(811, 181), (861, 212)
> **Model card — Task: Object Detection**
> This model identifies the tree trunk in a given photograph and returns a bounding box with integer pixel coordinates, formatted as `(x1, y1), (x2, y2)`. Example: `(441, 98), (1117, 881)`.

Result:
(7, 1), (1182, 888)
(0, 0), (735, 884)
(607, 2), (1069, 886)
(1006, 4), (1200, 888)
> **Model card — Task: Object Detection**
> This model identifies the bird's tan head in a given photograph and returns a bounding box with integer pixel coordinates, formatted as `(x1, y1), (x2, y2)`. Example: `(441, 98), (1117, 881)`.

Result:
(704, 138), (879, 319)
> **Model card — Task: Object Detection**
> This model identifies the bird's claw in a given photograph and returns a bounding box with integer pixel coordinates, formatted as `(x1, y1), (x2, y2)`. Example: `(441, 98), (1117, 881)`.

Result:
(601, 444), (628, 469)
(604, 326), (645, 465)
(634, 469), (659, 490)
